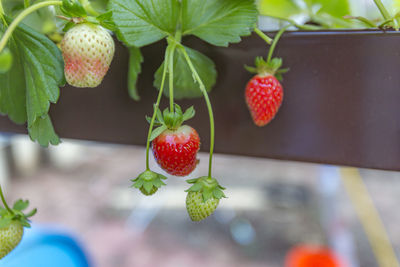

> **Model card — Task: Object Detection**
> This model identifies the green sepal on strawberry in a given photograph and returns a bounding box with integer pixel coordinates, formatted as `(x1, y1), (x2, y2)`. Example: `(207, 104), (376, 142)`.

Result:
(185, 176), (226, 221)
(245, 56), (289, 81)
(131, 170), (167, 196)
(147, 104), (195, 141)
(148, 104), (200, 177)
(0, 199), (37, 259)
(60, 0), (116, 32)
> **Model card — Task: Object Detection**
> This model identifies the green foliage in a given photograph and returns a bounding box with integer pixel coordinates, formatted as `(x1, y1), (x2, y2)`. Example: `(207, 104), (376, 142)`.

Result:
(127, 47), (143, 101)
(0, 17), (63, 146)
(258, 0), (352, 28)
(108, 0), (180, 47)
(110, 0), (258, 99)
(258, 0), (301, 19)
(154, 46), (216, 99)
(181, 0), (258, 46)
(0, 48), (12, 73)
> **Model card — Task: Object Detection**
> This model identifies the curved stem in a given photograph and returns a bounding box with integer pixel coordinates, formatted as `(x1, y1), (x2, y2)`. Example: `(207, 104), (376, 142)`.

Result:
(180, 46), (214, 178)
(145, 46), (171, 170)
(0, 0), (4, 15)
(267, 25), (290, 63)
(0, 0), (7, 26)
(0, 185), (13, 215)
(79, 0), (100, 17)
(0, 0), (62, 53)
(168, 44), (175, 113)
(254, 28), (272, 45)
(373, 0), (391, 21)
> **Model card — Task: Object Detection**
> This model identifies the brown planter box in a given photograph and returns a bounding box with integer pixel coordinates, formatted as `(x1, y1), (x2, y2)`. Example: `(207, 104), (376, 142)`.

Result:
(1, 30), (399, 171)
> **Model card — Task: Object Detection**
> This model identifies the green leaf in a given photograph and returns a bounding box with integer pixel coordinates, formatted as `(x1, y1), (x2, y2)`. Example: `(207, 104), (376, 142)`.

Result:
(0, 48), (13, 73)
(108, 0), (180, 47)
(258, 0), (302, 18)
(0, 17), (63, 146)
(28, 115), (61, 147)
(127, 47), (143, 101)
(181, 0), (258, 47)
(13, 199), (29, 211)
(150, 125), (167, 141)
(154, 46), (216, 99)
(306, 0), (350, 18)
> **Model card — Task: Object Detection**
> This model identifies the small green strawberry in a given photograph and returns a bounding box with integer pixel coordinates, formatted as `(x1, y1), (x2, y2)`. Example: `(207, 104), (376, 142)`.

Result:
(0, 199), (36, 259)
(0, 221), (23, 259)
(60, 23), (115, 88)
(185, 176), (226, 221)
(131, 170), (167, 196)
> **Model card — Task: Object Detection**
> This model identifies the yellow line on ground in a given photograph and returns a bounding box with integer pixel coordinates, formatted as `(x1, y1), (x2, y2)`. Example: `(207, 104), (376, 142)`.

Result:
(340, 167), (399, 267)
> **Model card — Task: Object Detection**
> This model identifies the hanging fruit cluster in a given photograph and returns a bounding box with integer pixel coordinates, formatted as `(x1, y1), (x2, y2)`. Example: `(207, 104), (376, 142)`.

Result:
(0, 0), (297, 259)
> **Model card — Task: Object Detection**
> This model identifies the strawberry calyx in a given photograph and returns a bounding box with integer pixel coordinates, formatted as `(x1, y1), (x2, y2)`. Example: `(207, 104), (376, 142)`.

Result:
(245, 56), (289, 81)
(131, 170), (167, 196)
(59, 0), (115, 32)
(0, 199), (37, 229)
(148, 104), (195, 141)
(185, 176), (226, 202)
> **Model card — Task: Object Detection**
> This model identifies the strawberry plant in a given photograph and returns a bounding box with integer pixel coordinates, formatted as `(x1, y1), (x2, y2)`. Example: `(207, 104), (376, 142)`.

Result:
(0, 0), (399, 259)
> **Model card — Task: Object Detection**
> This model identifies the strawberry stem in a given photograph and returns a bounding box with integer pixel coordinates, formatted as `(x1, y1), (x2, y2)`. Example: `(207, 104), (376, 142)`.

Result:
(79, 0), (100, 17)
(0, 0), (4, 15)
(0, 185), (13, 215)
(180, 46), (215, 178)
(373, 0), (391, 21)
(0, 0), (62, 54)
(267, 25), (290, 63)
(254, 28), (272, 45)
(168, 43), (176, 113)
(145, 45), (173, 170)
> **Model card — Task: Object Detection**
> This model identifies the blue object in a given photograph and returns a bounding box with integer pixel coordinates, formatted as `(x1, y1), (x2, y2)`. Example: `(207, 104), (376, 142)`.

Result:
(0, 225), (91, 267)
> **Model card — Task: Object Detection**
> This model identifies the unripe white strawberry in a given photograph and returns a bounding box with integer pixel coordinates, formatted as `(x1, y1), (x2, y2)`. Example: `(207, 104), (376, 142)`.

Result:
(0, 221), (23, 259)
(61, 23), (115, 88)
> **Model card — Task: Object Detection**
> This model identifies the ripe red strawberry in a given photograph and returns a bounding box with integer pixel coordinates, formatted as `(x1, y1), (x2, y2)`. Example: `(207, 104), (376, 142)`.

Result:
(149, 104), (199, 177)
(61, 23), (115, 88)
(185, 176), (226, 221)
(245, 74), (283, 126)
(245, 57), (288, 127)
(0, 221), (23, 259)
(153, 125), (200, 176)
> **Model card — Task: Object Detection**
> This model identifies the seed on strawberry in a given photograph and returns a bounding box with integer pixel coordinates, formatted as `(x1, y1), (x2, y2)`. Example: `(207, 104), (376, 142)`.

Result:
(60, 23), (115, 88)
(185, 176), (226, 221)
(0, 221), (23, 259)
(245, 74), (283, 126)
(245, 56), (288, 127)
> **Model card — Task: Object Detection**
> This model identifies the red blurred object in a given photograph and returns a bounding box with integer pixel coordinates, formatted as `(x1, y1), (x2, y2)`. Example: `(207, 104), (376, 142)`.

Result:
(285, 245), (343, 267)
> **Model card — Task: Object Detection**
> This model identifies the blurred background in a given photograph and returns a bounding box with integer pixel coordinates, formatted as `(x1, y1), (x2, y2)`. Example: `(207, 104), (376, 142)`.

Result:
(0, 136), (399, 266)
